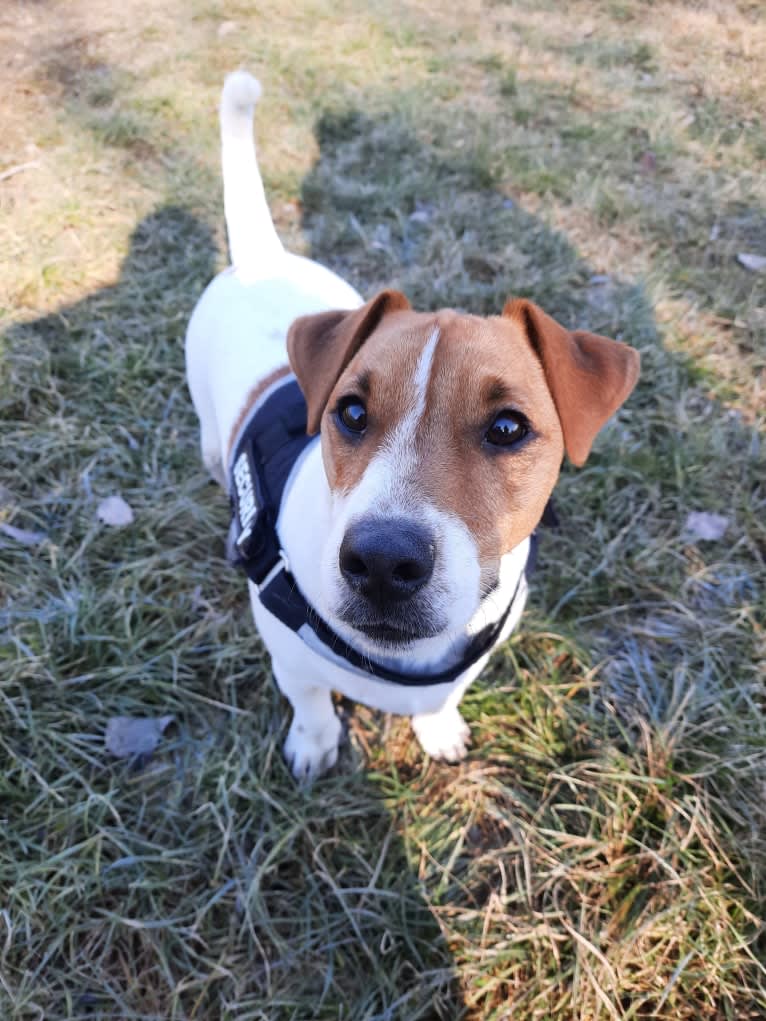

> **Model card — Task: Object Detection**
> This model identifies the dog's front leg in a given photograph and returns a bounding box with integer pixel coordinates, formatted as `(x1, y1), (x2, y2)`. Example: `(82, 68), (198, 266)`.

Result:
(274, 664), (342, 782)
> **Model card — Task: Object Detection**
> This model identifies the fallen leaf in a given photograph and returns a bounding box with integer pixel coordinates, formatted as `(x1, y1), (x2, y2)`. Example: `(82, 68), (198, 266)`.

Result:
(409, 202), (436, 223)
(684, 511), (730, 542)
(736, 253), (766, 273)
(639, 150), (657, 173)
(97, 495), (134, 527)
(0, 521), (48, 546)
(105, 715), (175, 759)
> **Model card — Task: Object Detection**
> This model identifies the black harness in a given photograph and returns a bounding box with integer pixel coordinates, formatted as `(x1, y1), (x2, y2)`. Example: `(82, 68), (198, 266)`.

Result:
(227, 377), (542, 687)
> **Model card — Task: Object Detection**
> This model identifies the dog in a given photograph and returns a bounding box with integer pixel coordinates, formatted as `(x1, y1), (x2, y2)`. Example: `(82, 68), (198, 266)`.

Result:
(185, 71), (640, 781)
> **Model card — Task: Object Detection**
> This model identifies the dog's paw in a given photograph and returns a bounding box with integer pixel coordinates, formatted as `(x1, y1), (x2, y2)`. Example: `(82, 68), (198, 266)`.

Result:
(283, 714), (342, 783)
(411, 707), (471, 763)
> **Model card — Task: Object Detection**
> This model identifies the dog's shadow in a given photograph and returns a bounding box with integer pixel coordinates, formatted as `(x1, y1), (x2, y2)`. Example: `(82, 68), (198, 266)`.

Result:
(2, 206), (465, 1019)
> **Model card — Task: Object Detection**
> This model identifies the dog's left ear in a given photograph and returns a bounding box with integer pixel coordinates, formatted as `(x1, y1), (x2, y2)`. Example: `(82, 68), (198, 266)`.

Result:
(287, 289), (411, 434)
(503, 298), (640, 466)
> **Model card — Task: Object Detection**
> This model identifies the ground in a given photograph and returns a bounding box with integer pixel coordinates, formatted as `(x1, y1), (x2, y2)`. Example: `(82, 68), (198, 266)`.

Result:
(1, 0), (764, 1018)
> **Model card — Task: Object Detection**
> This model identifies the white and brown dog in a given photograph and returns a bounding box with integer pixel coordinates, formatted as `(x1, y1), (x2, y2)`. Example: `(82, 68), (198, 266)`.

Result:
(186, 72), (640, 781)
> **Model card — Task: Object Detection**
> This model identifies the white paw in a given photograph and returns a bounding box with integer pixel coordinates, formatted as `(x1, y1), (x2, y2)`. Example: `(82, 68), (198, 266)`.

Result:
(411, 708), (471, 763)
(283, 713), (342, 782)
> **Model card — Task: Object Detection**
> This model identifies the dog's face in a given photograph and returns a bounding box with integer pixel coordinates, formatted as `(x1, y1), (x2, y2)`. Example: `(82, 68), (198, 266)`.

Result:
(288, 292), (639, 653)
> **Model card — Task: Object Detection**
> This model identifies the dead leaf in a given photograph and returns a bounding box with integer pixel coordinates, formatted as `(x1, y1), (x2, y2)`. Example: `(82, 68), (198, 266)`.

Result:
(639, 150), (657, 174)
(409, 202), (436, 223)
(97, 495), (134, 527)
(684, 511), (730, 542)
(736, 253), (766, 273)
(0, 521), (48, 545)
(105, 715), (175, 759)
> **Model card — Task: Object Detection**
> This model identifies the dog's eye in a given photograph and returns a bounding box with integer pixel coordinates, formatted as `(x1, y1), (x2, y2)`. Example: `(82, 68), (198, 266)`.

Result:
(336, 397), (368, 436)
(485, 411), (529, 448)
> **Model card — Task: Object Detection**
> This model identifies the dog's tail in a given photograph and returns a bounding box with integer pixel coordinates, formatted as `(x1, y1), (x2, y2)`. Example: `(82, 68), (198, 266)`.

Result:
(220, 71), (284, 272)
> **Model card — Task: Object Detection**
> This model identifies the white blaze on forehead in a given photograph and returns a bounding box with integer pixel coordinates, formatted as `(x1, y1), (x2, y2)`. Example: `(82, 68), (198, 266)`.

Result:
(367, 323), (440, 499)
(372, 323), (440, 491)
(411, 325), (441, 420)
(329, 323), (442, 515)
(377, 323), (440, 475)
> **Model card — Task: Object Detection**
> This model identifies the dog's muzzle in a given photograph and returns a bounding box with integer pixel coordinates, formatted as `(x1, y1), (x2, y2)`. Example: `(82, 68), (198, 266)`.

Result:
(338, 517), (440, 643)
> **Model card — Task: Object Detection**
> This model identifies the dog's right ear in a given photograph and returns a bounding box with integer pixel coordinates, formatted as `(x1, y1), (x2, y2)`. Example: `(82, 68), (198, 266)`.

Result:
(287, 289), (410, 434)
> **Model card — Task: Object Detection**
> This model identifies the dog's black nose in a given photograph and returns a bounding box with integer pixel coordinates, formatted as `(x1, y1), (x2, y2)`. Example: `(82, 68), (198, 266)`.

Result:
(339, 519), (435, 606)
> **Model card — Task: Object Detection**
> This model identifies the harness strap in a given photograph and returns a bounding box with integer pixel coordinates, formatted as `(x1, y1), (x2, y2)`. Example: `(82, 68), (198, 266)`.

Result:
(254, 543), (532, 687)
(228, 377), (547, 688)
(227, 377), (314, 579)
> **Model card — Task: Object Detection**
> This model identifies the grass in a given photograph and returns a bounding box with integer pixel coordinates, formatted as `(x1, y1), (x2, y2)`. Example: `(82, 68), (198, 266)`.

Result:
(1, 0), (765, 1017)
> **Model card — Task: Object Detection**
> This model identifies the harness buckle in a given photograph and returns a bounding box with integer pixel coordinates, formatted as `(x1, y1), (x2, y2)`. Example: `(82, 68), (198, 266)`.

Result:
(253, 549), (290, 595)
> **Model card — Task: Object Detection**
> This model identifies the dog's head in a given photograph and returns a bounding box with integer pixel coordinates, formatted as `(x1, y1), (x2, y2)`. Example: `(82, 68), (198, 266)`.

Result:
(287, 290), (639, 652)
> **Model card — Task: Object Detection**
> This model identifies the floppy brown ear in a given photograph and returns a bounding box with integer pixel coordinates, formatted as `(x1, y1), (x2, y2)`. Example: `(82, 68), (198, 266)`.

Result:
(287, 289), (411, 434)
(503, 298), (640, 466)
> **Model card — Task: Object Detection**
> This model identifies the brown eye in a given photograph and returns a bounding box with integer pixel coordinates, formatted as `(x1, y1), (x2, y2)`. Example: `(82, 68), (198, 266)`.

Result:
(485, 411), (529, 448)
(336, 397), (367, 435)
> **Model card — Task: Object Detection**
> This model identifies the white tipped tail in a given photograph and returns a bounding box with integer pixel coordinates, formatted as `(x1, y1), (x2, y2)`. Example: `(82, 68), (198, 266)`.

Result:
(220, 71), (284, 272)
